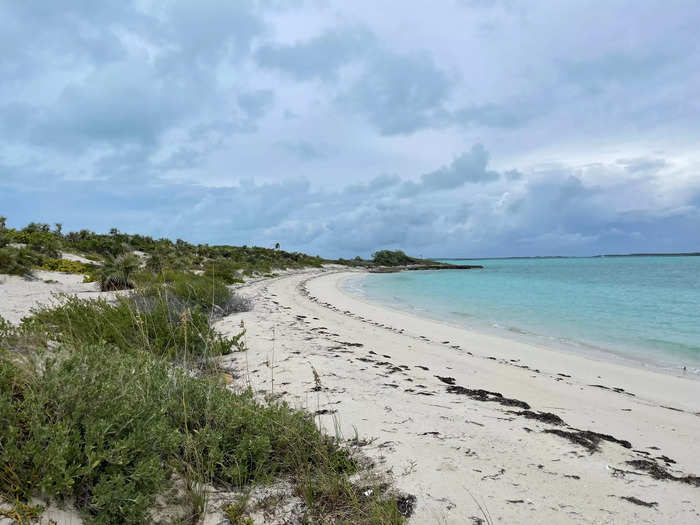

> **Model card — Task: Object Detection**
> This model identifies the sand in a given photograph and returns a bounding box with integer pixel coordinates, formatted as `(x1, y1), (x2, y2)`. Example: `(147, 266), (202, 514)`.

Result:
(216, 269), (700, 524)
(0, 270), (119, 325)
(3, 266), (698, 523)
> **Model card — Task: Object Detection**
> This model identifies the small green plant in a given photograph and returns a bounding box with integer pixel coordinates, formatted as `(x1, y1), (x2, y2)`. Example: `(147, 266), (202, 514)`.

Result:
(222, 495), (253, 525)
(0, 499), (44, 525)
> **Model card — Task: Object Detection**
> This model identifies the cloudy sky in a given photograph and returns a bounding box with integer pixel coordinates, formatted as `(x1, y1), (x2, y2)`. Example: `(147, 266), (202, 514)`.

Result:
(1, 1), (699, 257)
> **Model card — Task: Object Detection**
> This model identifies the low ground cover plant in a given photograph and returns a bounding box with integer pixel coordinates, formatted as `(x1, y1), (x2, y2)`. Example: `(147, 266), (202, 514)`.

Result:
(0, 271), (406, 524)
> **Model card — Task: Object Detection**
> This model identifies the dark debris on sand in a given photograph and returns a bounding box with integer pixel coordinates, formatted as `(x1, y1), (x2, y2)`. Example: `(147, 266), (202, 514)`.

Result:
(626, 459), (700, 486)
(396, 494), (416, 518)
(511, 410), (565, 426)
(619, 495), (658, 507)
(543, 429), (632, 453)
(446, 385), (530, 410)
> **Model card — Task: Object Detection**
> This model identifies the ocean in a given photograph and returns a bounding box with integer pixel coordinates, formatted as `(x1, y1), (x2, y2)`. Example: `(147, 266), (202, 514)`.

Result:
(344, 256), (700, 377)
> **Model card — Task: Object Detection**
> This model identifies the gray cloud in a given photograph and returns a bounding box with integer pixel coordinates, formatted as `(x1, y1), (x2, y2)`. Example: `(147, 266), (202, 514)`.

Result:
(1, 1), (699, 258)
(398, 144), (499, 196)
(454, 101), (540, 128)
(281, 140), (328, 161)
(342, 50), (453, 135)
(255, 27), (372, 80)
(616, 157), (668, 173)
(256, 25), (454, 135)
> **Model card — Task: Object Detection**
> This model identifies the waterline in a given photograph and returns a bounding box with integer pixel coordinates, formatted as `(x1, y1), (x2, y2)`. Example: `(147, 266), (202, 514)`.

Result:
(344, 256), (700, 377)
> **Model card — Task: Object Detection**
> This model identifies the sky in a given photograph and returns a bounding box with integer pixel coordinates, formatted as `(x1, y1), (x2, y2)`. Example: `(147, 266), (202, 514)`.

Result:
(1, 0), (699, 258)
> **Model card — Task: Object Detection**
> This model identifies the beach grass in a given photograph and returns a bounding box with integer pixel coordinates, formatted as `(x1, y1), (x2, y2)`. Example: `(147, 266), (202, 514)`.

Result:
(0, 257), (407, 524)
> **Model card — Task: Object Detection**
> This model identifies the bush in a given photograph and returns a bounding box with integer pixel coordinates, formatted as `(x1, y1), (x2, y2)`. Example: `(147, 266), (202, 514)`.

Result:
(37, 257), (96, 275)
(0, 246), (40, 276)
(0, 348), (179, 524)
(99, 253), (140, 291)
(371, 250), (418, 266)
(142, 271), (252, 317)
(0, 344), (404, 524)
(202, 258), (244, 285)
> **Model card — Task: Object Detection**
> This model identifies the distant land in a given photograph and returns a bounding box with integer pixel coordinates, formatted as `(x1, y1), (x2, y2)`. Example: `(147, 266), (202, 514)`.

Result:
(437, 252), (700, 261)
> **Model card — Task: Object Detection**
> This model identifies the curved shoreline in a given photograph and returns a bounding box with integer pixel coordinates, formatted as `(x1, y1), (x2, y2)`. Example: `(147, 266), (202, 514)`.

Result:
(218, 269), (700, 524)
(338, 271), (700, 381)
(308, 271), (700, 411)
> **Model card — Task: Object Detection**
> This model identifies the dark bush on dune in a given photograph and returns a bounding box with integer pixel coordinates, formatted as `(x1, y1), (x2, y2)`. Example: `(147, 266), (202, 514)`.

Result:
(0, 246), (41, 277)
(372, 250), (419, 266)
(99, 253), (140, 291)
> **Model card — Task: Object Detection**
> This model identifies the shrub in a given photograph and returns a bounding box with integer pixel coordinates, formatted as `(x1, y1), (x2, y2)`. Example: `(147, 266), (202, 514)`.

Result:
(99, 253), (140, 291)
(371, 250), (418, 266)
(145, 271), (252, 317)
(202, 258), (244, 285)
(0, 246), (40, 277)
(0, 348), (179, 524)
(37, 258), (96, 275)
(0, 344), (404, 524)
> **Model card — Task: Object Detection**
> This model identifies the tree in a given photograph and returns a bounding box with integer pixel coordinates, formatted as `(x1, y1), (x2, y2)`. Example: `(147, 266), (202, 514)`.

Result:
(54, 223), (63, 236)
(274, 242), (280, 250)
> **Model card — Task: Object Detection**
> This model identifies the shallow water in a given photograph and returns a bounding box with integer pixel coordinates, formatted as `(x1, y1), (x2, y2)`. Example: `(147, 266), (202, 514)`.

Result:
(345, 256), (700, 376)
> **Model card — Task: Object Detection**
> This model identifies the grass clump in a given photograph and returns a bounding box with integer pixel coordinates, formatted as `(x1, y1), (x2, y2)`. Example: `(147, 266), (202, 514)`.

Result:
(23, 293), (236, 361)
(222, 495), (254, 525)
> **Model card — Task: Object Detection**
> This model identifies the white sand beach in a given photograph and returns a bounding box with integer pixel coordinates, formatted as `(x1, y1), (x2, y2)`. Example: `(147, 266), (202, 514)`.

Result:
(2, 267), (698, 523)
(215, 269), (700, 524)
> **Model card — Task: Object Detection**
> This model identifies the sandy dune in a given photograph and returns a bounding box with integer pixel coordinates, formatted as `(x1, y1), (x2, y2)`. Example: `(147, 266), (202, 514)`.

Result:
(216, 269), (700, 524)
(0, 270), (115, 325)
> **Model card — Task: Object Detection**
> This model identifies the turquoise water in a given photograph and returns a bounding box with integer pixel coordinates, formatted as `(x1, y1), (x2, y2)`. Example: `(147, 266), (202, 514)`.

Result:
(345, 257), (700, 376)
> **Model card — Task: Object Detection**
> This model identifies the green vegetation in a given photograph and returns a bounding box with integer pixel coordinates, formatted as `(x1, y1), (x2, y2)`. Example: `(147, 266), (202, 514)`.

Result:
(0, 218), (438, 278)
(0, 219), (327, 279)
(222, 496), (254, 525)
(36, 257), (96, 275)
(0, 246), (39, 277)
(0, 217), (409, 524)
(371, 250), (420, 266)
(99, 253), (140, 291)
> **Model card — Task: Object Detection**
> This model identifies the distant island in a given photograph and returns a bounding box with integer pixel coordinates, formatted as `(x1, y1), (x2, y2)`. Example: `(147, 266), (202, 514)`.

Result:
(438, 252), (700, 261)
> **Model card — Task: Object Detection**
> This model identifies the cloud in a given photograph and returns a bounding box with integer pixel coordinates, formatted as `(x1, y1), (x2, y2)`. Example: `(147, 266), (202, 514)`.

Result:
(1, 2), (699, 258)
(256, 25), (454, 135)
(616, 157), (668, 173)
(255, 27), (372, 80)
(237, 90), (275, 120)
(341, 50), (453, 135)
(30, 61), (192, 149)
(280, 140), (327, 161)
(398, 144), (499, 196)
(453, 101), (540, 128)
(6, 141), (697, 258)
